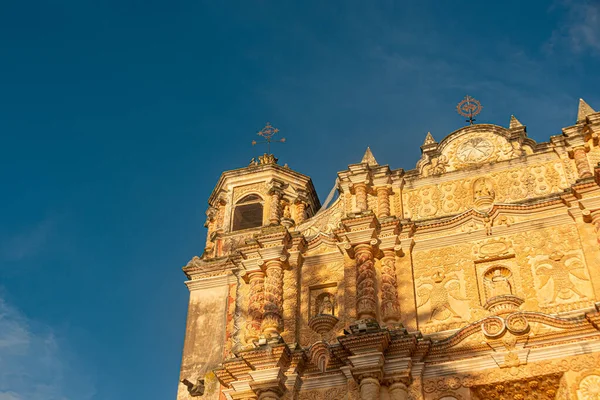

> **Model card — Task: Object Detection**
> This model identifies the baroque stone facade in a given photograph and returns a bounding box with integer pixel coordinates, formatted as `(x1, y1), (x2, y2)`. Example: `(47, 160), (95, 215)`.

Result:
(177, 99), (600, 400)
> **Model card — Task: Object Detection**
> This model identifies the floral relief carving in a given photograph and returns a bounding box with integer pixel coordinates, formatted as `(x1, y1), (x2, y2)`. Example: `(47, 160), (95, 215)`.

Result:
(403, 161), (569, 220)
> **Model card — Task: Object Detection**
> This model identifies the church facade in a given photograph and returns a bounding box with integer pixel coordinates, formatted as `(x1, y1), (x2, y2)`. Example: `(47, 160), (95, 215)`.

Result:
(177, 100), (600, 400)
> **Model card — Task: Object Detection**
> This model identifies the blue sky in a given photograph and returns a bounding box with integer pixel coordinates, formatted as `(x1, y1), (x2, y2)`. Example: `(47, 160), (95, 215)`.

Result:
(0, 1), (599, 399)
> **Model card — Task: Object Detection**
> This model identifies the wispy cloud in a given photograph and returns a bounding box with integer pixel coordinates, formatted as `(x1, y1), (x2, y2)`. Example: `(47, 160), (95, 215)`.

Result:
(0, 217), (56, 262)
(0, 294), (95, 400)
(546, 0), (600, 55)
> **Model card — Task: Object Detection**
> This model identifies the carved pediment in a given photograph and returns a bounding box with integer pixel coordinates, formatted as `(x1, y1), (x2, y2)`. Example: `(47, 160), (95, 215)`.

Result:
(418, 124), (533, 177)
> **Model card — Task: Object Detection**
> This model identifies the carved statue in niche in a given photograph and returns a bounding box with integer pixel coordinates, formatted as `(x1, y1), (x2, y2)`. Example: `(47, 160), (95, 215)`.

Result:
(417, 270), (467, 323)
(315, 292), (335, 316)
(473, 177), (495, 209)
(281, 200), (292, 219)
(483, 266), (513, 299)
(535, 251), (590, 305)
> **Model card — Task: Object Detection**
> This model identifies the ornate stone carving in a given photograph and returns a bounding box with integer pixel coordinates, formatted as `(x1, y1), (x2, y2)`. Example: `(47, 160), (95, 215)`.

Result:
(533, 251), (591, 306)
(376, 186), (391, 219)
(577, 374), (600, 400)
(380, 250), (401, 324)
(572, 146), (592, 178)
(471, 373), (562, 400)
(355, 244), (377, 320)
(473, 177), (495, 209)
(417, 270), (468, 324)
(246, 271), (265, 343)
(261, 259), (285, 336)
(269, 189), (283, 225)
(354, 183), (368, 212)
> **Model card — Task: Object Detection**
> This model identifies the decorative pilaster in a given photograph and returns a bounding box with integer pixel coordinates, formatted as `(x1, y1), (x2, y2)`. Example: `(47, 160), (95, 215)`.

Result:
(261, 257), (286, 336)
(573, 146), (592, 178)
(246, 271), (265, 342)
(380, 249), (401, 324)
(376, 186), (391, 219)
(355, 243), (378, 320)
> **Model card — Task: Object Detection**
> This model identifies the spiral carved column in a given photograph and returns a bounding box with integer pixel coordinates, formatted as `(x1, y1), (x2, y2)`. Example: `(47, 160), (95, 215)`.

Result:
(376, 186), (391, 219)
(354, 183), (368, 212)
(380, 249), (401, 324)
(573, 146), (592, 178)
(359, 376), (381, 400)
(295, 201), (306, 224)
(261, 259), (285, 336)
(269, 190), (282, 225)
(246, 271), (265, 343)
(355, 243), (378, 320)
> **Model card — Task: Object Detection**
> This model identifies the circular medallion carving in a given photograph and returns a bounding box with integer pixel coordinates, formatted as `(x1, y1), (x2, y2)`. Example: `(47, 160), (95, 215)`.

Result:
(457, 137), (494, 163)
(481, 316), (506, 338)
(578, 375), (600, 400)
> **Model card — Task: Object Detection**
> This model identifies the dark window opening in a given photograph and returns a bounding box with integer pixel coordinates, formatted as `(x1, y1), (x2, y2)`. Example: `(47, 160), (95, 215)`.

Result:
(232, 196), (263, 231)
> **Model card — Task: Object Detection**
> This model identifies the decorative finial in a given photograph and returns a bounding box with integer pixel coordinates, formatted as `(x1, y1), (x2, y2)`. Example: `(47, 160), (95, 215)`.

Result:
(361, 147), (378, 166)
(422, 132), (437, 146)
(252, 122), (286, 154)
(457, 95), (482, 125)
(509, 115), (524, 129)
(577, 98), (596, 123)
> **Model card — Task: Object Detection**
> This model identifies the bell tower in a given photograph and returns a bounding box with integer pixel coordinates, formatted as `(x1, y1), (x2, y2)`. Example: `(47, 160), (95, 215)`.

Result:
(177, 149), (320, 400)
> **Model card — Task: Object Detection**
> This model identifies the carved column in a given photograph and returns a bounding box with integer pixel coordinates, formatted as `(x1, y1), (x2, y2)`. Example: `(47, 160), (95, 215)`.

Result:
(354, 183), (368, 212)
(376, 186), (391, 219)
(358, 376), (381, 400)
(355, 243), (378, 320)
(261, 258), (285, 336)
(294, 201), (306, 224)
(269, 189), (283, 225)
(380, 249), (401, 324)
(387, 381), (408, 400)
(246, 271), (265, 342)
(573, 146), (592, 178)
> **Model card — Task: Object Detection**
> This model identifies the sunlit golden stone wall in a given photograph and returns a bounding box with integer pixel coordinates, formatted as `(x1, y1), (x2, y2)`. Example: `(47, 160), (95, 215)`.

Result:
(410, 223), (597, 334)
(402, 156), (573, 221)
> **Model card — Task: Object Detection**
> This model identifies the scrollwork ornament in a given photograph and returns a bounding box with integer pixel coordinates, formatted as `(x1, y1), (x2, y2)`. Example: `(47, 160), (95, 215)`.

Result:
(481, 316), (506, 338)
(505, 313), (529, 335)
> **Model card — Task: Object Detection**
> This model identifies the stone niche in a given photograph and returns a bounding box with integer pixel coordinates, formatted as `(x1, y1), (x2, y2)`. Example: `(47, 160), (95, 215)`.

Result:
(309, 283), (338, 318)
